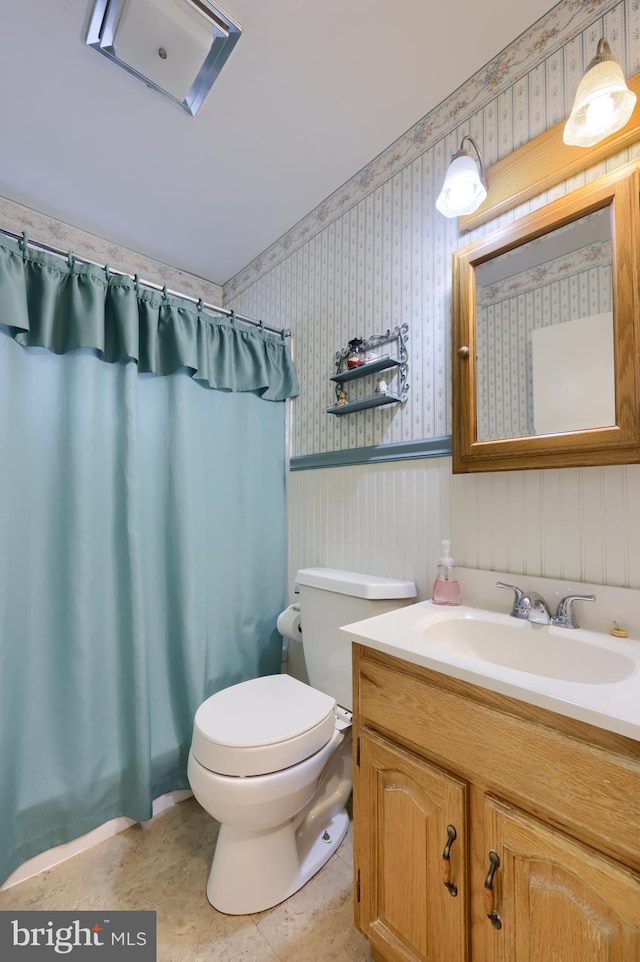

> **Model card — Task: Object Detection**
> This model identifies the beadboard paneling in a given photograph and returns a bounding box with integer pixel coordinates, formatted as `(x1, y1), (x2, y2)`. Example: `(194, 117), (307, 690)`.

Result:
(289, 460), (640, 596)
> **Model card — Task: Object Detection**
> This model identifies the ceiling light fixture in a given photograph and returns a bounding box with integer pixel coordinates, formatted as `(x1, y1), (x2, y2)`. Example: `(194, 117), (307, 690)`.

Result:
(563, 37), (636, 147)
(86, 0), (242, 116)
(436, 135), (487, 218)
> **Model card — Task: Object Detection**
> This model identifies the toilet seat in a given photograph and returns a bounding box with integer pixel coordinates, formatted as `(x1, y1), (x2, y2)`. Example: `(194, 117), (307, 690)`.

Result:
(191, 674), (337, 777)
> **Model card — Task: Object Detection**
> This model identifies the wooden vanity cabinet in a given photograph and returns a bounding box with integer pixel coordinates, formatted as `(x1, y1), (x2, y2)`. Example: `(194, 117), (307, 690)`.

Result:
(352, 644), (640, 962)
(357, 730), (469, 962)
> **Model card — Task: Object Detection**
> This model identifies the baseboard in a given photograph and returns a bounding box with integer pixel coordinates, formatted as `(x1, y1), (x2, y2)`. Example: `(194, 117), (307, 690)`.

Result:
(1, 790), (193, 890)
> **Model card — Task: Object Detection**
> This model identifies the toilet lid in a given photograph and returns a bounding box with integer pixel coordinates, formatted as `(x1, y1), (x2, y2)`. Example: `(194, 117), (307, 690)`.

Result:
(191, 674), (337, 777)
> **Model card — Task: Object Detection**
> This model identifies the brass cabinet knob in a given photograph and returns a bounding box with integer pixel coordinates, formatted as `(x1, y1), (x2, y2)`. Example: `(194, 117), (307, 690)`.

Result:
(457, 346), (470, 359)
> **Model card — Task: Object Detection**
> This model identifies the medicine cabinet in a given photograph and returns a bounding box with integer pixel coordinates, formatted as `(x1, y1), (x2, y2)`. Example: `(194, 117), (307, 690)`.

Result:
(452, 162), (640, 473)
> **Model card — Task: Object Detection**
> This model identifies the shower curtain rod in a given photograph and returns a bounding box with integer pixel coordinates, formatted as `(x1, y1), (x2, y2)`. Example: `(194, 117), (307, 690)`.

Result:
(0, 227), (290, 337)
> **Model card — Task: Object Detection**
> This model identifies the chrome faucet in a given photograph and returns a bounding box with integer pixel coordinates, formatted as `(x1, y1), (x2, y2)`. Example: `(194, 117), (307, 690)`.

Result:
(496, 582), (595, 629)
(527, 593), (553, 625)
(496, 582), (551, 622)
(552, 593), (596, 629)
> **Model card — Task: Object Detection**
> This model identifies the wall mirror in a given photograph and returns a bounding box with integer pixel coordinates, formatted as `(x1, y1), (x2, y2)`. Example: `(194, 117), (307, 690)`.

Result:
(452, 162), (640, 473)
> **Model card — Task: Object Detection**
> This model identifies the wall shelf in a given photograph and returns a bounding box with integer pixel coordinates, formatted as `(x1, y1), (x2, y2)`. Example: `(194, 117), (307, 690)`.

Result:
(327, 325), (409, 416)
(329, 354), (401, 383)
(327, 391), (403, 416)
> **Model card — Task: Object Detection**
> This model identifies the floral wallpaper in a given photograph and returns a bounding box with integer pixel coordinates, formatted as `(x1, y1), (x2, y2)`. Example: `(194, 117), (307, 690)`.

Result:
(476, 238), (611, 306)
(477, 261), (612, 440)
(225, 0), (637, 460)
(224, 0), (624, 300)
(0, 194), (223, 305)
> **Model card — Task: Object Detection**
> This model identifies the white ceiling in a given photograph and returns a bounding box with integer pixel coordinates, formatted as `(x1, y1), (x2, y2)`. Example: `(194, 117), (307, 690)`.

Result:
(1, 0), (557, 286)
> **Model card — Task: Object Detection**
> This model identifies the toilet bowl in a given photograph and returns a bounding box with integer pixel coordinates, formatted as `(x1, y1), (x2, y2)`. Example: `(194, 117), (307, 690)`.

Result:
(187, 673), (352, 915)
(188, 567), (416, 915)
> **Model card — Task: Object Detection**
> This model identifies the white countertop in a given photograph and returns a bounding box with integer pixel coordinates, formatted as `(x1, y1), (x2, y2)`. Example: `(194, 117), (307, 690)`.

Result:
(342, 600), (640, 743)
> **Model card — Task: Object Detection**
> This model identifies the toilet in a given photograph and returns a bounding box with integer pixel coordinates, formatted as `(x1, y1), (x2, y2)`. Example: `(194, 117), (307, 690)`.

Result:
(187, 566), (416, 915)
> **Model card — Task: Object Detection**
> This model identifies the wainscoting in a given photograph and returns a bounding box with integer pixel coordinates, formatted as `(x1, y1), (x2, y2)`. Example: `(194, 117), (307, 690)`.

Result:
(288, 458), (640, 599)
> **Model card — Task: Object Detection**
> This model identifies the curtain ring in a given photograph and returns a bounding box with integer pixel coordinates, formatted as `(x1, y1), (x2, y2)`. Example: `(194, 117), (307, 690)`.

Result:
(67, 251), (75, 269)
(197, 298), (203, 312)
(104, 263), (111, 279)
(18, 231), (28, 254)
(162, 285), (169, 305)
(134, 274), (140, 294)
(229, 310), (235, 324)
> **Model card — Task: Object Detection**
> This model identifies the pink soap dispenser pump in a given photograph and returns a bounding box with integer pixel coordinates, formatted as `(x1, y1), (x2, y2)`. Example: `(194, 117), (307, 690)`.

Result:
(432, 539), (462, 606)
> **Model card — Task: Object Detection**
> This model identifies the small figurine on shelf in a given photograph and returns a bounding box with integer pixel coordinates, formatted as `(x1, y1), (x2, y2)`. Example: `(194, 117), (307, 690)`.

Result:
(336, 389), (349, 406)
(346, 337), (365, 368)
(376, 378), (388, 394)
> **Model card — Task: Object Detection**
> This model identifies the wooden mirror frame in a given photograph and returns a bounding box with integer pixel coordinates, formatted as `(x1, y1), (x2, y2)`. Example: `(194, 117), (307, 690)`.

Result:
(452, 162), (640, 474)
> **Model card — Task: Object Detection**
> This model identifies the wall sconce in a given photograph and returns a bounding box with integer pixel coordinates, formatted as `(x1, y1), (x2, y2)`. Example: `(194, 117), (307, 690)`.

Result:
(563, 38), (637, 147)
(436, 135), (487, 218)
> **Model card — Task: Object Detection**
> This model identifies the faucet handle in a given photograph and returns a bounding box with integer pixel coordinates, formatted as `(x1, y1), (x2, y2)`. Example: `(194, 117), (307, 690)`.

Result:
(552, 593), (596, 629)
(496, 582), (528, 619)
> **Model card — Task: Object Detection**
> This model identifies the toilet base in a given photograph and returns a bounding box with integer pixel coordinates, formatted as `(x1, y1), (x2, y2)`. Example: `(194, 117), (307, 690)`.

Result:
(206, 808), (350, 915)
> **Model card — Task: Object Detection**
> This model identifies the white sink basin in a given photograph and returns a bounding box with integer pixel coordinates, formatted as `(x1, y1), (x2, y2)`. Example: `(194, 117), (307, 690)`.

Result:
(341, 601), (640, 742)
(421, 615), (635, 685)
(424, 617), (635, 685)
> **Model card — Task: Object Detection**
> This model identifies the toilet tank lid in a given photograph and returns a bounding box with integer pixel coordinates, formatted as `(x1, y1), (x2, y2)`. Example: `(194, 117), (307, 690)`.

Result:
(295, 567), (416, 600)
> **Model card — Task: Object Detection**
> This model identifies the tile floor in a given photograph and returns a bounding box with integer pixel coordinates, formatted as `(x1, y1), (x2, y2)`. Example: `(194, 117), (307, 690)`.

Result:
(0, 798), (371, 962)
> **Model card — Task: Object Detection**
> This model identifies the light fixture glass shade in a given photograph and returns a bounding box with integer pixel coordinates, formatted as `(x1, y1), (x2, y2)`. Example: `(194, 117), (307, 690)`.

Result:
(114, 0), (214, 102)
(86, 0), (242, 116)
(436, 152), (487, 218)
(563, 41), (636, 147)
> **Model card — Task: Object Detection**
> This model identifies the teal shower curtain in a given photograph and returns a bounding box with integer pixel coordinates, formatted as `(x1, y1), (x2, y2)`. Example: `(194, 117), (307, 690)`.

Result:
(0, 236), (299, 884)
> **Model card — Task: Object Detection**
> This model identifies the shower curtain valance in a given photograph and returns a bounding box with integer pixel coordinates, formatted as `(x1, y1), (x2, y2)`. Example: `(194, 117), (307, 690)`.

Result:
(0, 235), (299, 401)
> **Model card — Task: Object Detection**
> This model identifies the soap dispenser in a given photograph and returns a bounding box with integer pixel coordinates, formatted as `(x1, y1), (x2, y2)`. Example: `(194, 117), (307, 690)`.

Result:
(432, 539), (462, 606)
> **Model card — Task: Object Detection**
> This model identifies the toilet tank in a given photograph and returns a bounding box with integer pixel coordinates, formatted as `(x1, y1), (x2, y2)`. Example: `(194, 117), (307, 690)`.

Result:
(295, 567), (416, 711)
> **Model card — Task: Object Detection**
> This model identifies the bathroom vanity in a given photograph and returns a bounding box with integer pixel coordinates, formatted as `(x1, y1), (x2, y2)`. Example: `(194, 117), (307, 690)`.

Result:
(346, 603), (640, 962)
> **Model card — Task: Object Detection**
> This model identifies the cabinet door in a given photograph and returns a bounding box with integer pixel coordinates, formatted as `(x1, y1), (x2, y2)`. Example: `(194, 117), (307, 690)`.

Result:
(355, 730), (469, 962)
(481, 795), (640, 962)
